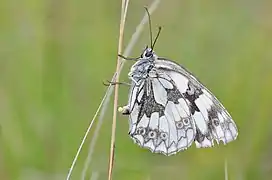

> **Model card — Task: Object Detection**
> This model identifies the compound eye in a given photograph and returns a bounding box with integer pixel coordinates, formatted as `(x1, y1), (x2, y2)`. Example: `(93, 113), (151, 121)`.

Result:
(145, 50), (153, 58)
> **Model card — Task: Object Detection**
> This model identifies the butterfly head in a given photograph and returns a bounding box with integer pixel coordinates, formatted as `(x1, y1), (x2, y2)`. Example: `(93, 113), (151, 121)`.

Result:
(140, 47), (157, 61)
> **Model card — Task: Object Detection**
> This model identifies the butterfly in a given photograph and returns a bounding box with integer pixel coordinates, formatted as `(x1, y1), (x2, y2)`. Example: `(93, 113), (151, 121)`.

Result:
(117, 8), (238, 156)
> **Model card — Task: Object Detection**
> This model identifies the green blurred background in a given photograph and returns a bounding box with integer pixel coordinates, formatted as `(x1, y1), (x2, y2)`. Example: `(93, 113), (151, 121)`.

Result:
(1, 0), (272, 179)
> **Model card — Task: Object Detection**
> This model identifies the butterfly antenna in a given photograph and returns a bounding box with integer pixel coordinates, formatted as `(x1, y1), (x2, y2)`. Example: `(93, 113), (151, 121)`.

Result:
(144, 7), (153, 49)
(152, 26), (162, 50)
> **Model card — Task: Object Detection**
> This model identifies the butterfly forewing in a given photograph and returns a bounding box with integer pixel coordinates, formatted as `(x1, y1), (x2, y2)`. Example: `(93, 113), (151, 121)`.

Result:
(155, 58), (238, 148)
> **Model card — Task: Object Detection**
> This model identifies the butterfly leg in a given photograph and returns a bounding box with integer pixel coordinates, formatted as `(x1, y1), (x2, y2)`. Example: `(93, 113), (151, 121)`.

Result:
(128, 75), (142, 86)
(118, 54), (138, 61)
(103, 80), (131, 115)
(103, 80), (131, 86)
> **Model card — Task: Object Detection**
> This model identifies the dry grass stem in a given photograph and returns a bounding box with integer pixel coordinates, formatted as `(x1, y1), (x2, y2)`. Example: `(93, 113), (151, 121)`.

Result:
(107, 0), (130, 180)
(225, 158), (228, 180)
(81, 0), (161, 179)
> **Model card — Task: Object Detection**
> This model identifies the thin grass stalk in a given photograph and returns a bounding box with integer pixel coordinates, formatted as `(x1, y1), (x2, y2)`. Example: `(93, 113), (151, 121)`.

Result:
(81, 1), (161, 179)
(65, 86), (113, 180)
(107, 1), (129, 180)
(80, 85), (112, 180)
(225, 158), (228, 180)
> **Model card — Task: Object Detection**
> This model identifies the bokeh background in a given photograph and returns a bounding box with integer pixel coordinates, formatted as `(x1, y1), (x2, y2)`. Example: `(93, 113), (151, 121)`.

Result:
(1, 0), (272, 179)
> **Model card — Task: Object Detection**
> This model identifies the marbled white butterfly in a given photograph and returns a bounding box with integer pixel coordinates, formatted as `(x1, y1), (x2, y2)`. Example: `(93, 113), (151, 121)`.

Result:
(117, 8), (238, 156)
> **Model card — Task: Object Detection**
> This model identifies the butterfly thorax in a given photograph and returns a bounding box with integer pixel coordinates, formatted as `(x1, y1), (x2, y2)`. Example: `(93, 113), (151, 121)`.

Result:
(129, 59), (154, 79)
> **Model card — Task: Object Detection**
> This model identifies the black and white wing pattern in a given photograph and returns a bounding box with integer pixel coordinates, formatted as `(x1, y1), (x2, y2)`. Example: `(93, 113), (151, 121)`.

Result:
(120, 54), (238, 156)
(154, 58), (238, 148)
(116, 8), (238, 156)
(127, 75), (196, 156)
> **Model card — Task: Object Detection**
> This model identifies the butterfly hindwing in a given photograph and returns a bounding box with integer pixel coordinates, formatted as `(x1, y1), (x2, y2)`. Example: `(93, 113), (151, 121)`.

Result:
(127, 74), (196, 155)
